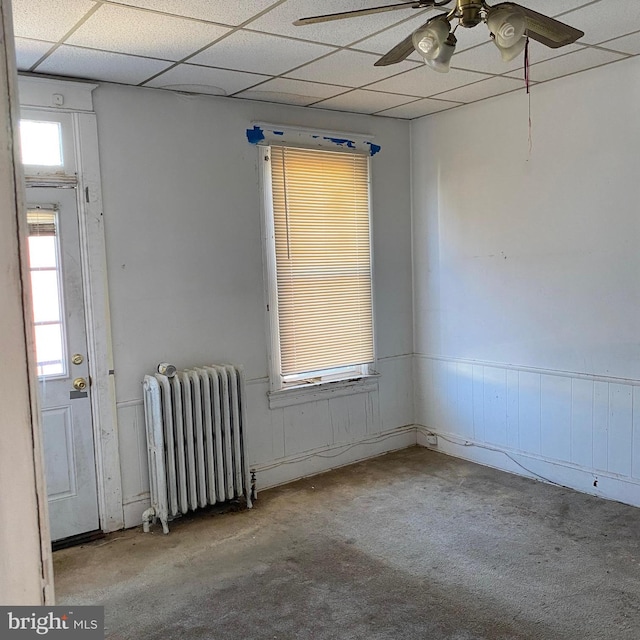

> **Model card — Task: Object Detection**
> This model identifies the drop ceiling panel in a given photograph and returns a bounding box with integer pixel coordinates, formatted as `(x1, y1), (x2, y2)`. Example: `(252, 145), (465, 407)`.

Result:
(435, 75), (525, 103)
(562, 1), (640, 45)
(107, 0), (280, 26)
(600, 31), (640, 56)
(453, 23), (497, 52)
(144, 63), (269, 95)
(190, 30), (336, 76)
(518, 46), (627, 84)
(451, 43), (518, 75)
(247, 0), (430, 46)
(366, 65), (491, 98)
(35, 45), (173, 84)
(66, 4), (231, 61)
(451, 41), (585, 75)
(505, 42), (587, 78)
(235, 78), (349, 105)
(377, 97), (462, 119)
(14, 38), (55, 71)
(312, 89), (418, 114)
(509, 0), (597, 17)
(11, 0), (96, 42)
(286, 50), (421, 88)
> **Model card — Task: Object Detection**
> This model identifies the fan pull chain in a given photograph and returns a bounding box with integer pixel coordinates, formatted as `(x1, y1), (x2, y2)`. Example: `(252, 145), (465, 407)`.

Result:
(524, 37), (530, 94)
(524, 37), (532, 156)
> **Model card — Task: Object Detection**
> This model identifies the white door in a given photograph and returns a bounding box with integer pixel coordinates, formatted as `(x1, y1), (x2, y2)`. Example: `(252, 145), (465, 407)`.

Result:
(26, 186), (100, 542)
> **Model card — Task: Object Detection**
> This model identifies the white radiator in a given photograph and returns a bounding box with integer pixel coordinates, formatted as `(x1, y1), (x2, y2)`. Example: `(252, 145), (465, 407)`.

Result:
(142, 364), (252, 534)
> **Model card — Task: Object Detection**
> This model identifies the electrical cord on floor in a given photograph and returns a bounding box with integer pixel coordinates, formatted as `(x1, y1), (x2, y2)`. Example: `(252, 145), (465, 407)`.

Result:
(250, 423), (565, 491)
(415, 426), (564, 488)
(251, 426), (416, 473)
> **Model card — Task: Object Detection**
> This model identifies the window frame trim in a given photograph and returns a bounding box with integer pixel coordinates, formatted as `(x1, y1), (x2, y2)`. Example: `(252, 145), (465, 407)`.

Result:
(259, 144), (377, 397)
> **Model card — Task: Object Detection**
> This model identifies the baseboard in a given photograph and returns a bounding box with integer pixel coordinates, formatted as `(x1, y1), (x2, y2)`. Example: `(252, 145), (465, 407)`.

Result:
(416, 427), (640, 509)
(252, 426), (417, 494)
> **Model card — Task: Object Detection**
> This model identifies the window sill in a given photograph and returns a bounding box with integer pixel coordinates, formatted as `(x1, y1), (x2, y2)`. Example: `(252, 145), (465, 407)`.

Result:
(268, 373), (380, 409)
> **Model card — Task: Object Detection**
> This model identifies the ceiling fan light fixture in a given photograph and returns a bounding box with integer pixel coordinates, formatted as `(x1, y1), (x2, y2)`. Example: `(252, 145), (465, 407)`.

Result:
(487, 7), (526, 48)
(494, 36), (527, 61)
(425, 32), (457, 73)
(412, 17), (450, 61)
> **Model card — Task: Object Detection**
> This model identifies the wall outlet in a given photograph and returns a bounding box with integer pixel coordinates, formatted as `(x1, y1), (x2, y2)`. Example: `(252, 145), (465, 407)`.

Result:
(426, 433), (438, 446)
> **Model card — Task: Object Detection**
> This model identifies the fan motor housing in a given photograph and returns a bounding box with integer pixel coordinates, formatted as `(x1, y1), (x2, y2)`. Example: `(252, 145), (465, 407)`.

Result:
(457, 0), (483, 27)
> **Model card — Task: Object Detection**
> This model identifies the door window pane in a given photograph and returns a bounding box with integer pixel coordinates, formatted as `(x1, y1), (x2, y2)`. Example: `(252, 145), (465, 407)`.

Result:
(30, 270), (61, 323)
(27, 209), (66, 377)
(28, 235), (57, 268)
(34, 324), (65, 376)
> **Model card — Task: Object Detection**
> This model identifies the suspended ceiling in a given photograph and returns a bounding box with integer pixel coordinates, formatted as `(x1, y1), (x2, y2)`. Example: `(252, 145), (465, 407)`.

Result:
(12, 0), (640, 119)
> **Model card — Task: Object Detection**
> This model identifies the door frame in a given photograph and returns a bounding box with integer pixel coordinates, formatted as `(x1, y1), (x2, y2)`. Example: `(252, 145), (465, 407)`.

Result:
(0, 0), (54, 604)
(20, 77), (124, 534)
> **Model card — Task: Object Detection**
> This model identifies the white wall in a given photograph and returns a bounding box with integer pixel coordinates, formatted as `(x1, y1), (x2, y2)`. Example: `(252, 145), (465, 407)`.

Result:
(92, 85), (415, 526)
(412, 56), (640, 507)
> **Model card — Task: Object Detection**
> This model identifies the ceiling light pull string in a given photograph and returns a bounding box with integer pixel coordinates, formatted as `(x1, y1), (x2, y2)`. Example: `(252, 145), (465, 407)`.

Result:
(526, 37), (532, 150)
(524, 36), (530, 94)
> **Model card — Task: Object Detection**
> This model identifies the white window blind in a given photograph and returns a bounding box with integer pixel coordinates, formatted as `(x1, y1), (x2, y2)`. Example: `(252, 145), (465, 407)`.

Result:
(269, 145), (374, 379)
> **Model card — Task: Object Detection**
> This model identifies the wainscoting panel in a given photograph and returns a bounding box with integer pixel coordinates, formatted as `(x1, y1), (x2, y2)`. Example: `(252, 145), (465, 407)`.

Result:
(415, 355), (640, 507)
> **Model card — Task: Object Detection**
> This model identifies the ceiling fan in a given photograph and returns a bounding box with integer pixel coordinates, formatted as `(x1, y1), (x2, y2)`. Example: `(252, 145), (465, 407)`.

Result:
(294, 0), (584, 73)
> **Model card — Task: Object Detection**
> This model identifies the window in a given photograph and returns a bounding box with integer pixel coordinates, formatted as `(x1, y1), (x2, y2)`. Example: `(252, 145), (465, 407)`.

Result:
(19, 110), (76, 177)
(263, 145), (374, 392)
(19, 120), (63, 166)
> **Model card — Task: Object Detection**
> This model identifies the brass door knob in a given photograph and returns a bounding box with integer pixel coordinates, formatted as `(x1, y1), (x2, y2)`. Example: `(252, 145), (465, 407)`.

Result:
(73, 377), (88, 391)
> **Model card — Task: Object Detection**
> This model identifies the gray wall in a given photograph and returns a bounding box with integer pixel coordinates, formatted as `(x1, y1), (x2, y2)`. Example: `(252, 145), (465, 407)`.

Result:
(93, 84), (415, 525)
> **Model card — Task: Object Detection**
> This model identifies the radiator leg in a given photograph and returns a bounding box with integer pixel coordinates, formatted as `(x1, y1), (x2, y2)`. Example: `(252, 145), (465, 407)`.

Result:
(160, 518), (170, 535)
(250, 470), (257, 503)
(142, 507), (156, 533)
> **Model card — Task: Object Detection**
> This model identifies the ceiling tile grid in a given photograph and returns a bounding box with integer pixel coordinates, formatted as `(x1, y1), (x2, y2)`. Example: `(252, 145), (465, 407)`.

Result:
(105, 0), (282, 26)
(10, 0), (640, 119)
(435, 74), (527, 103)
(507, 46), (628, 84)
(188, 30), (337, 77)
(365, 65), (492, 98)
(65, 4), (232, 61)
(143, 64), (271, 95)
(14, 37), (55, 70)
(284, 49), (422, 87)
(376, 96), (463, 119)
(311, 89), (421, 114)
(36, 45), (174, 85)
(12, 0), (97, 42)
(244, 0), (434, 46)
(235, 77), (351, 106)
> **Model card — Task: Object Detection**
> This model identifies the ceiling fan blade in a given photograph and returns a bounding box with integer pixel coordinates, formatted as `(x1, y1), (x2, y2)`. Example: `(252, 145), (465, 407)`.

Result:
(374, 30), (420, 66)
(294, 2), (422, 26)
(494, 3), (584, 48)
